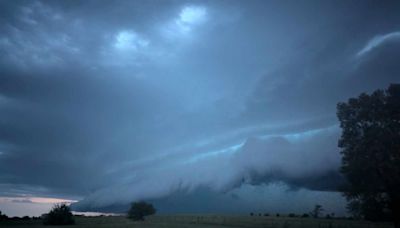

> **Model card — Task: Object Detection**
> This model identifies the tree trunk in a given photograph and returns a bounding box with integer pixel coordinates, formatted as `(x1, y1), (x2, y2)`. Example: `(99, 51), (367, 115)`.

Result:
(391, 198), (400, 228)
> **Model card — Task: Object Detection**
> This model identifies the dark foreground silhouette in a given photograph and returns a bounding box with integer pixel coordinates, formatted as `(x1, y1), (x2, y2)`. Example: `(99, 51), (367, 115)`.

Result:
(337, 84), (400, 228)
(0, 214), (395, 228)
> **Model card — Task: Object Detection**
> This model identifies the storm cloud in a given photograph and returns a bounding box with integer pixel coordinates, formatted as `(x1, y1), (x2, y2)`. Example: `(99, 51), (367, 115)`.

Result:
(1, 0), (400, 215)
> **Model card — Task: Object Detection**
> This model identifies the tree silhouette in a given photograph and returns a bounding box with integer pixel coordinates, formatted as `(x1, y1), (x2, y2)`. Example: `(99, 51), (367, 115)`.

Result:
(43, 204), (74, 225)
(0, 210), (9, 220)
(310, 204), (324, 218)
(127, 201), (156, 221)
(337, 84), (400, 227)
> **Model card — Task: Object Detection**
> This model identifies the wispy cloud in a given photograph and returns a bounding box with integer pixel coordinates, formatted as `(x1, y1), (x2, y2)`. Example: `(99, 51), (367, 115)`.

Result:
(162, 5), (208, 39)
(1, 196), (77, 204)
(356, 31), (400, 57)
(113, 31), (149, 51)
(11, 198), (34, 203)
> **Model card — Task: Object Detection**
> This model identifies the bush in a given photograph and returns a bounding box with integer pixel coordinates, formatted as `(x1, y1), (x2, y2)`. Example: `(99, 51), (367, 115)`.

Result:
(43, 204), (75, 225)
(127, 201), (156, 221)
(310, 204), (324, 218)
(0, 210), (8, 220)
(264, 213), (269, 217)
(301, 213), (310, 218)
(288, 213), (296, 217)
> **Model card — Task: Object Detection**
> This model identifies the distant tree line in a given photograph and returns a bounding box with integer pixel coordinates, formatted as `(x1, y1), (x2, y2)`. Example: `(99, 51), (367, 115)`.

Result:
(0, 210), (42, 221)
(249, 204), (339, 219)
(1, 204), (75, 225)
(1, 201), (158, 225)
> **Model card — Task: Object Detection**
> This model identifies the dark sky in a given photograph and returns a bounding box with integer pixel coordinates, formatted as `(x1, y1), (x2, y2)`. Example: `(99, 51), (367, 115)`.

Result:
(0, 0), (400, 216)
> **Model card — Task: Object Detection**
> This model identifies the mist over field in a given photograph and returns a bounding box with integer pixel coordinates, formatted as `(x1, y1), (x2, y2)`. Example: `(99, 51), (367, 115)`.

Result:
(0, 0), (400, 218)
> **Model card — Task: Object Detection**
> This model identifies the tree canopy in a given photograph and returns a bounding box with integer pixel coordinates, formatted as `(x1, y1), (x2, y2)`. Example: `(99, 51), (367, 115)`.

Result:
(127, 201), (156, 221)
(0, 210), (9, 220)
(43, 204), (75, 225)
(337, 84), (400, 226)
(310, 204), (324, 218)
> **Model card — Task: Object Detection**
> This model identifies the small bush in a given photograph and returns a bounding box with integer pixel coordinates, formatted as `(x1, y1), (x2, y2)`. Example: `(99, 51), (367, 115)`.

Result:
(264, 213), (269, 217)
(288, 213), (296, 217)
(301, 213), (310, 218)
(127, 201), (156, 221)
(0, 210), (9, 220)
(310, 204), (324, 218)
(43, 204), (75, 225)
(276, 213), (280, 217)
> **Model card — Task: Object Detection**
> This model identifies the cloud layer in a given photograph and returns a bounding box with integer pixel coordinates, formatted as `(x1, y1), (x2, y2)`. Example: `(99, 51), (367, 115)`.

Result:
(0, 0), (400, 215)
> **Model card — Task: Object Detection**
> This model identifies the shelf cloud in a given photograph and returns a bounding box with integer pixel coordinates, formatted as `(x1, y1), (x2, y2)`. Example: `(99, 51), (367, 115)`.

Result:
(0, 0), (399, 216)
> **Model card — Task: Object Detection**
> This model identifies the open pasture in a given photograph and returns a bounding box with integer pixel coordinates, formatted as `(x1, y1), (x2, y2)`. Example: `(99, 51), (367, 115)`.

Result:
(0, 215), (394, 228)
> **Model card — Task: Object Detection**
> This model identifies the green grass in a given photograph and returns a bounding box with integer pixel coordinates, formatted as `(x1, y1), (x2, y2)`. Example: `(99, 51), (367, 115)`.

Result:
(0, 215), (394, 228)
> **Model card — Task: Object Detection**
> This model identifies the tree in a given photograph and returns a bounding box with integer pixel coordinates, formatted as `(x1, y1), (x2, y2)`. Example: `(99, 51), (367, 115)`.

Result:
(310, 204), (324, 218)
(301, 213), (309, 218)
(0, 210), (9, 220)
(43, 203), (75, 225)
(127, 201), (156, 221)
(337, 84), (400, 227)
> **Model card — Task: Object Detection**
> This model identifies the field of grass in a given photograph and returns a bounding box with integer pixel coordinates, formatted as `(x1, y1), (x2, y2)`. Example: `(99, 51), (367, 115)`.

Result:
(0, 215), (394, 228)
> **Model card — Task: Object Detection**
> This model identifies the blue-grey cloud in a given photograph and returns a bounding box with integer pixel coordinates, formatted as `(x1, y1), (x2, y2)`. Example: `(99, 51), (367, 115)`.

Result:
(0, 0), (400, 215)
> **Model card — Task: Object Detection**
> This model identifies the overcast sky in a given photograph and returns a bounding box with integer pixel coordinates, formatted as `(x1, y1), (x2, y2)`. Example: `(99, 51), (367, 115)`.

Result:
(1, 0), (400, 217)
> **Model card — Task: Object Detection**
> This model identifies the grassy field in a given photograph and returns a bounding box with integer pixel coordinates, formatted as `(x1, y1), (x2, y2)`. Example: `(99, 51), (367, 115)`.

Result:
(0, 215), (394, 228)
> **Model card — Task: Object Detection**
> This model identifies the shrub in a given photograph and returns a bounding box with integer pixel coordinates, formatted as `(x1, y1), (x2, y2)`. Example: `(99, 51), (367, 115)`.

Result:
(127, 201), (156, 221)
(43, 204), (75, 225)
(310, 204), (324, 218)
(301, 213), (310, 218)
(288, 213), (296, 217)
(264, 213), (269, 217)
(0, 210), (9, 220)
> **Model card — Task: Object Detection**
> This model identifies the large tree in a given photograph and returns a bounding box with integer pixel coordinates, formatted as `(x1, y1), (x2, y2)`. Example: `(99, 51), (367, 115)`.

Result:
(127, 201), (156, 221)
(337, 84), (400, 227)
(43, 204), (75, 225)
